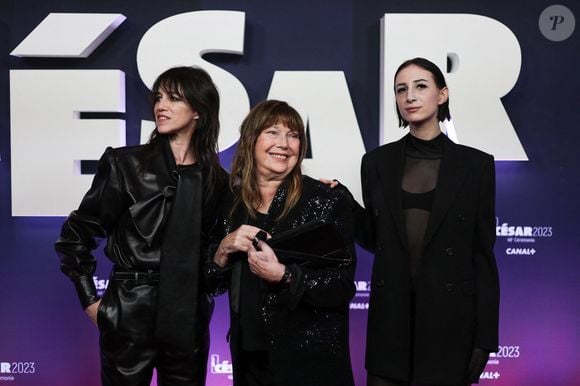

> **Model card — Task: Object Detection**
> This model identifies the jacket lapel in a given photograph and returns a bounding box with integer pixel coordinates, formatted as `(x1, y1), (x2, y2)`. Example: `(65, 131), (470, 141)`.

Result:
(422, 135), (468, 248)
(261, 182), (289, 234)
(380, 137), (408, 251)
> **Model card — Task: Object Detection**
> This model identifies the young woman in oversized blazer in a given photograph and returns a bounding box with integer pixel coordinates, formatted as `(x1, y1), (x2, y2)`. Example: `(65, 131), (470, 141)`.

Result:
(357, 58), (499, 386)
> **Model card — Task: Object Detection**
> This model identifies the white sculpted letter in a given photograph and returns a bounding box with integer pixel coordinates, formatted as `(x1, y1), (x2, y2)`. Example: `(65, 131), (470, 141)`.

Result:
(10, 70), (125, 216)
(268, 71), (365, 203)
(137, 11), (249, 151)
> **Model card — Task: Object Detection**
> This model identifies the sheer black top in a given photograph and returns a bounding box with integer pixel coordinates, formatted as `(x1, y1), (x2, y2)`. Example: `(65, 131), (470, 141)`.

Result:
(401, 133), (444, 288)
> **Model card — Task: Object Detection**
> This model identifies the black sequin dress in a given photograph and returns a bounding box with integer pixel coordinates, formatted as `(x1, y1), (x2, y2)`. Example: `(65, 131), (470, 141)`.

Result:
(207, 175), (356, 386)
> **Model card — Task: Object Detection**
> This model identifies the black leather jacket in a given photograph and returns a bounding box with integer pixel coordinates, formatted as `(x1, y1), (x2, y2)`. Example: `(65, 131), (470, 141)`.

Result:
(55, 137), (227, 309)
(207, 176), (356, 386)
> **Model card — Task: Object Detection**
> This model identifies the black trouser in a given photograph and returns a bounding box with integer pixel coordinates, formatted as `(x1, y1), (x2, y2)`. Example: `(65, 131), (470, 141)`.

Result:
(97, 275), (212, 386)
(367, 292), (468, 386)
(368, 373), (467, 386)
(237, 350), (276, 386)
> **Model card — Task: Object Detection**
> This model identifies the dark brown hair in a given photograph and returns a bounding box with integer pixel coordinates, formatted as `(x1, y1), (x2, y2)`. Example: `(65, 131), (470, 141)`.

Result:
(146, 66), (222, 198)
(394, 57), (451, 127)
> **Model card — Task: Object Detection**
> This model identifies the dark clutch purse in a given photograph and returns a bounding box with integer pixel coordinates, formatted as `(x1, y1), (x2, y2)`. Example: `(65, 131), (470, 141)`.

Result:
(263, 219), (352, 267)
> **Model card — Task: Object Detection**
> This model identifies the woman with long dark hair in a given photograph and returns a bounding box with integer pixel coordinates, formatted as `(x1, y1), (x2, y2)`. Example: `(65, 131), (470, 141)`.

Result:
(55, 66), (227, 386)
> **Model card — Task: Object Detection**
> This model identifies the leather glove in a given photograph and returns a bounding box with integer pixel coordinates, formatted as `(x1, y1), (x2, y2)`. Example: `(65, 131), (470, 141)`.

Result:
(468, 347), (490, 383)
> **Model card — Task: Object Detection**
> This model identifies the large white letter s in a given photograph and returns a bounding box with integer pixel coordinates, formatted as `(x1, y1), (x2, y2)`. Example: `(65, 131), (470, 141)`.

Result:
(136, 11), (249, 151)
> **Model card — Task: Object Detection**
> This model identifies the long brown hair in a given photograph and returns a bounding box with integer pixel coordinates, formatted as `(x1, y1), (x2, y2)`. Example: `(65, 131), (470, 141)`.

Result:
(230, 100), (307, 220)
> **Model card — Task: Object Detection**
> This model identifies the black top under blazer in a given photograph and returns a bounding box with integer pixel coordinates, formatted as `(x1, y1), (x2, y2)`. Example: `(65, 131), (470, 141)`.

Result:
(356, 134), (499, 385)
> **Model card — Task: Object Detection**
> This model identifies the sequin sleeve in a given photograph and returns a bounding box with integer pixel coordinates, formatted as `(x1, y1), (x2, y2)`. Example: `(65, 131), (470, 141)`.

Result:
(278, 186), (356, 310)
(203, 215), (233, 297)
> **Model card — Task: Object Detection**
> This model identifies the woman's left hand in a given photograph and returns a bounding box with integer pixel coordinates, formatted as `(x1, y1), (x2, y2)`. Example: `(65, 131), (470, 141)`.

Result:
(248, 240), (286, 283)
(468, 347), (490, 383)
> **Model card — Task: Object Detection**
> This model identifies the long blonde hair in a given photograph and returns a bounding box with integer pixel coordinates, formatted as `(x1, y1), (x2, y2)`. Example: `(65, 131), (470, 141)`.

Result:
(230, 100), (307, 220)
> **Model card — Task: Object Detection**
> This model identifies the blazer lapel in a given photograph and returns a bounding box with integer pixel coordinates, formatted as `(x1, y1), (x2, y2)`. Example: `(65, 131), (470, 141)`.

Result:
(261, 182), (289, 234)
(380, 137), (408, 251)
(422, 135), (468, 248)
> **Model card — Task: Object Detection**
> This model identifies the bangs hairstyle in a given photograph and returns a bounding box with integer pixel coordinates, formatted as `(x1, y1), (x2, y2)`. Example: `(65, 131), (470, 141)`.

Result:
(145, 66), (222, 200)
(230, 100), (307, 220)
(394, 57), (451, 128)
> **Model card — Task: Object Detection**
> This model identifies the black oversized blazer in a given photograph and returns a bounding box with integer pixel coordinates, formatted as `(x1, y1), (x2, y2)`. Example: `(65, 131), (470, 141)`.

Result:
(356, 134), (499, 385)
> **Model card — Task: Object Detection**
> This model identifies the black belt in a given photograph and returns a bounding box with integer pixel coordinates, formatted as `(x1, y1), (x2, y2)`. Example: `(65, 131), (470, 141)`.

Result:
(111, 267), (160, 283)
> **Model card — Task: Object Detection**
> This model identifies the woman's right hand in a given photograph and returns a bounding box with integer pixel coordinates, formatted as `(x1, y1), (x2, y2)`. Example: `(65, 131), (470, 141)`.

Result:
(85, 300), (101, 326)
(319, 178), (339, 188)
(213, 225), (267, 267)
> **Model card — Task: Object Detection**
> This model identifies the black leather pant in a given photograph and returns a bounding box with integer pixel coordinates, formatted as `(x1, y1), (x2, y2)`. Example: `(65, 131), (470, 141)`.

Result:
(97, 277), (212, 386)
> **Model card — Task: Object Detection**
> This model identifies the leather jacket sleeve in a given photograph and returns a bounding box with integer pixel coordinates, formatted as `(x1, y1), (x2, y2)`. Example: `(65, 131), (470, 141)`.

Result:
(55, 148), (126, 309)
